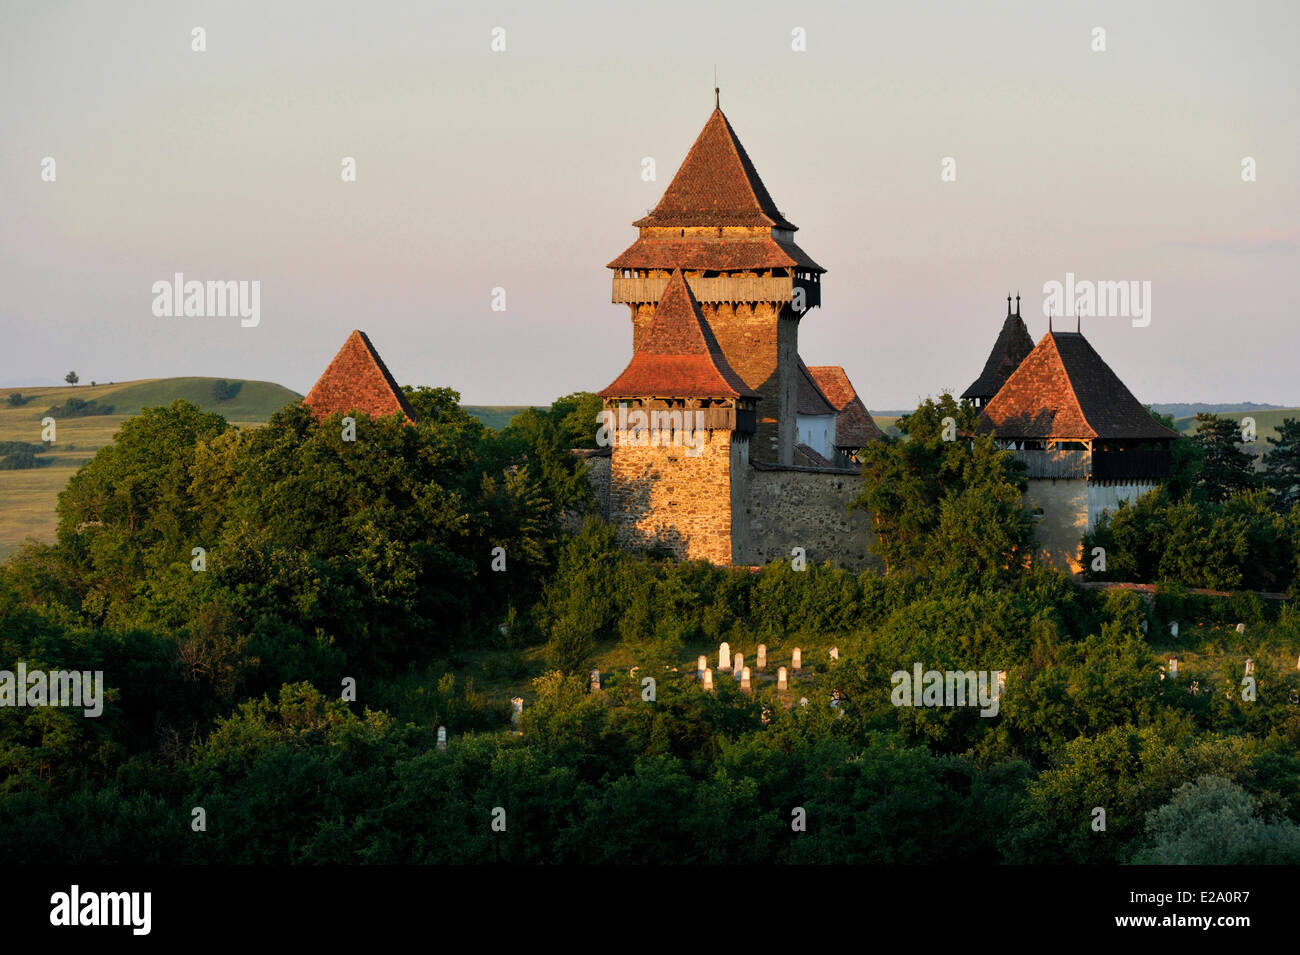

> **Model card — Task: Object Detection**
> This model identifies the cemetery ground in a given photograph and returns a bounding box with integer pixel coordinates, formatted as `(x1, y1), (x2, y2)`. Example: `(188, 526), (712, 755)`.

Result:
(375, 614), (1299, 739)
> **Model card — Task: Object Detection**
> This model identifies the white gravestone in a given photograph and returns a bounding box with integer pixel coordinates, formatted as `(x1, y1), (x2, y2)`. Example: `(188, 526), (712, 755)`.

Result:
(703, 668), (714, 692)
(740, 667), (752, 692)
(756, 644), (767, 670)
(719, 642), (731, 672)
(777, 667), (788, 691)
(733, 653), (744, 680)
(792, 647), (802, 673)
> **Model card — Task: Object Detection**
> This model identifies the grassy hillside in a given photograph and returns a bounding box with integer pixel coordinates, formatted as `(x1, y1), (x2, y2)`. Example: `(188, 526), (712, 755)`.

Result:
(1173, 408), (1300, 459)
(0, 378), (299, 560)
(462, 405), (541, 431)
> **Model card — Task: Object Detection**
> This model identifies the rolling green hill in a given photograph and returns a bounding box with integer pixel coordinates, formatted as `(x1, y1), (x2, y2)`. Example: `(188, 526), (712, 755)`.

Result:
(0, 377), (300, 560)
(462, 405), (542, 430)
(1173, 408), (1300, 458)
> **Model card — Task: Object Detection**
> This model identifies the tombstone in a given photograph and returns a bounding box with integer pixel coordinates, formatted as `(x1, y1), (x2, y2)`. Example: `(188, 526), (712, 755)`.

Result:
(719, 642), (731, 672)
(511, 697), (523, 727)
(740, 667), (752, 693)
(1170, 621), (1179, 639)
(703, 668), (714, 692)
(590, 668), (601, 692)
(756, 644), (767, 670)
(1235, 623), (1246, 634)
(777, 667), (788, 691)
(829, 646), (839, 661)
(1168, 657), (1178, 678)
(792, 647), (802, 673)
(697, 655), (707, 679)
(1244, 658), (1254, 677)
(733, 653), (744, 680)
(436, 726), (447, 751)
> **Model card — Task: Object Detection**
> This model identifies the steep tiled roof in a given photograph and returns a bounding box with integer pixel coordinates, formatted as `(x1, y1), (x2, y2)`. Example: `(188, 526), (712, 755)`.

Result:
(606, 235), (823, 272)
(978, 331), (1179, 441)
(633, 109), (796, 230)
(599, 270), (758, 399)
(962, 310), (1035, 402)
(808, 365), (885, 447)
(303, 329), (417, 423)
(796, 358), (837, 416)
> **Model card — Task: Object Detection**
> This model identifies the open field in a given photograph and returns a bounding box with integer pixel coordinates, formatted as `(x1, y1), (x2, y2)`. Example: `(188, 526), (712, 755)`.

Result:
(0, 377), (299, 560)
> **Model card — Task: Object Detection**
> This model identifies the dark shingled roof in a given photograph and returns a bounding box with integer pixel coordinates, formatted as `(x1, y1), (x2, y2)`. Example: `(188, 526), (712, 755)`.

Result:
(807, 365), (885, 448)
(978, 331), (1179, 441)
(962, 311), (1035, 403)
(794, 443), (836, 468)
(599, 270), (759, 400)
(796, 358), (837, 416)
(633, 108), (797, 231)
(303, 329), (417, 423)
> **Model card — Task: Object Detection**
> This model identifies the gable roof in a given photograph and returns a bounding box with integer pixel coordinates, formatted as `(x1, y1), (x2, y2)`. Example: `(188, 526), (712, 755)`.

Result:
(808, 365), (885, 447)
(978, 331), (1179, 441)
(633, 108), (796, 231)
(796, 358), (837, 416)
(598, 270), (759, 400)
(303, 329), (418, 423)
(962, 310), (1036, 402)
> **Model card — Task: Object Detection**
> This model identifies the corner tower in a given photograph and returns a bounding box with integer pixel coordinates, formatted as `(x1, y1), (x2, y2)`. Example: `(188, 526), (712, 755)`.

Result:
(607, 103), (824, 466)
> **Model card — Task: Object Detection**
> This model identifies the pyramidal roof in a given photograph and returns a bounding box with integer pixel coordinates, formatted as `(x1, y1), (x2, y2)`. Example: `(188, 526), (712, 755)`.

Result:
(599, 270), (758, 400)
(808, 365), (885, 447)
(303, 329), (418, 423)
(633, 108), (796, 231)
(962, 305), (1036, 402)
(978, 331), (1178, 442)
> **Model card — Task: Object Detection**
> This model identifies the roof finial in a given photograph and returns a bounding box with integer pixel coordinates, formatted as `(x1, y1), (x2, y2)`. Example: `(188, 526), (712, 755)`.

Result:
(1015, 292), (1021, 316)
(1006, 293), (1012, 317)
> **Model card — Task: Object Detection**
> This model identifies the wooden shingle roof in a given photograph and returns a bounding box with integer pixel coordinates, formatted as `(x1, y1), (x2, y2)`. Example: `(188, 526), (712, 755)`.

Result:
(962, 310), (1035, 403)
(808, 365), (885, 448)
(303, 329), (418, 423)
(978, 331), (1178, 442)
(633, 108), (796, 231)
(606, 235), (823, 272)
(599, 270), (758, 400)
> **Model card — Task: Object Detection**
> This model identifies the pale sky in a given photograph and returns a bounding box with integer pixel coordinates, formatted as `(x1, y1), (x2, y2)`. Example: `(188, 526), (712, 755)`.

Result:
(2, 0), (1297, 409)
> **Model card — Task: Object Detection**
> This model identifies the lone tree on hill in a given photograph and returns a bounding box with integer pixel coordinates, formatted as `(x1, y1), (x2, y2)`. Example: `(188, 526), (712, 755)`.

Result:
(65, 371), (79, 386)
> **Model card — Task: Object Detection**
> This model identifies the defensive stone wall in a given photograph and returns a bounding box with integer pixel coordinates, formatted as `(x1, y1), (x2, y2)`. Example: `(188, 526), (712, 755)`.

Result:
(742, 463), (877, 570)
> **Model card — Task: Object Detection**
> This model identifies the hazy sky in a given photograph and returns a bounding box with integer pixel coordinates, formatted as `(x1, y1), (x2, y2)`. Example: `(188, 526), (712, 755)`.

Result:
(2, 0), (1297, 409)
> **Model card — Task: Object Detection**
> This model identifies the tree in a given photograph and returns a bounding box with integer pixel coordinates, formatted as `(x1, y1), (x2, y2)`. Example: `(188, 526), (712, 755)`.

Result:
(1263, 417), (1300, 509)
(1134, 775), (1300, 864)
(64, 371), (79, 386)
(1192, 413), (1257, 503)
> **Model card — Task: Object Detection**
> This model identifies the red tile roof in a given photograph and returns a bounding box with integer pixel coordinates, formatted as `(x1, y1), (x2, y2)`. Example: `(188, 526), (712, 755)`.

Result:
(807, 365), (885, 447)
(633, 108), (797, 231)
(978, 331), (1179, 441)
(606, 235), (823, 272)
(599, 270), (758, 400)
(303, 329), (418, 423)
(962, 310), (1035, 402)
